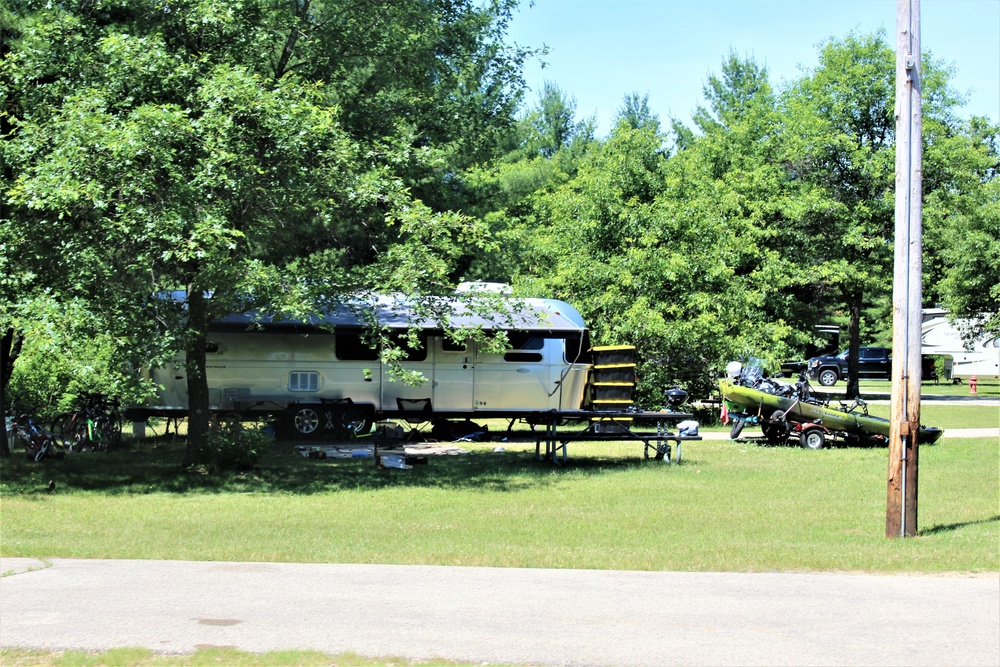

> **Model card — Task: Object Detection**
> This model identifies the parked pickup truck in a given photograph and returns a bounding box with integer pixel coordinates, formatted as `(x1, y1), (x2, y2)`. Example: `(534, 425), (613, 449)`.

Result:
(807, 346), (892, 386)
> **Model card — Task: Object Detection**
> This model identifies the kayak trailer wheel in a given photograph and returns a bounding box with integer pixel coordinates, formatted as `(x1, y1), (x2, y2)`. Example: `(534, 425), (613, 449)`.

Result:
(801, 428), (827, 450)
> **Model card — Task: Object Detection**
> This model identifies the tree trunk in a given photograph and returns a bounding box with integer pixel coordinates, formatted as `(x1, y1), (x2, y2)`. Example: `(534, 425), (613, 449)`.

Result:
(845, 290), (863, 399)
(0, 383), (8, 457)
(182, 288), (212, 467)
(1, 328), (22, 457)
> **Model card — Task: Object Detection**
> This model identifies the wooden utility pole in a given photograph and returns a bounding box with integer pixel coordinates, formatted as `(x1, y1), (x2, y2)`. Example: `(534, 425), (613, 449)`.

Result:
(887, 0), (923, 538)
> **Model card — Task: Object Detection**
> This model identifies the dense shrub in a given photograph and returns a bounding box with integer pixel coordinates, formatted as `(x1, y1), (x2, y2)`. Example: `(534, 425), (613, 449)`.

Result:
(197, 426), (271, 472)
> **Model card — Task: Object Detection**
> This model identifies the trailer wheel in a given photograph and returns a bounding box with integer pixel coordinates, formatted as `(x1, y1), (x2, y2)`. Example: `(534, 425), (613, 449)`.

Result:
(801, 429), (827, 450)
(729, 418), (745, 439)
(289, 406), (322, 438)
(343, 409), (373, 436)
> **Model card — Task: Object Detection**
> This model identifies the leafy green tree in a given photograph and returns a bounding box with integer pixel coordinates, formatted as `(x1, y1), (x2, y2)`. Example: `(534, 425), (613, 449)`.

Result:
(501, 54), (808, 400)
(514, 112), (792, 400)
(783, 32), (909, 398)
(616, 92), (659, 132)
(474, 38), (992, 405)
(0, 3), (26, 456)
(924, 117), (1000, 341)
(5, 297), (153, 422)
(693, 50), (774, 133)
(0, 328), (20, 456)
(782, 30), (991, 396)
(457, 78), (597, 284)
(2, 0), (528, 464)
(515, 80), (592, 159)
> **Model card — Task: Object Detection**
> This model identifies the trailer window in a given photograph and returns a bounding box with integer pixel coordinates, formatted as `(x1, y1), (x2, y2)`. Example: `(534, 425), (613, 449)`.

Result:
(289, 371), (320, 392)
(388, 332), (428, 362)
(504, 351), (543, 362)
(503, 333), (544, 363)
(563, 331), (590, 363)
(506, 333), (544, 350)
(336, 333), (379, 361)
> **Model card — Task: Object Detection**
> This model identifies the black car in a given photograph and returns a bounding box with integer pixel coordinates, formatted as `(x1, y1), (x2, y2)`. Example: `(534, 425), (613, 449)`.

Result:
(807, 346), (892, 386)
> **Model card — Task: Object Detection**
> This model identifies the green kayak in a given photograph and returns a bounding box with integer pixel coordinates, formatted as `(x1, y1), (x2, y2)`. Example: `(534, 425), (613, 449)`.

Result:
(721, 380), (944, 445)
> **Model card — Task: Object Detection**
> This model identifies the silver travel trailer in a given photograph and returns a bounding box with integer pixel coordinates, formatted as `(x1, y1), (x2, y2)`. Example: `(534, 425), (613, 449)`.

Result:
(921, 309), (1000, 381)
(137, 293), (596, 437)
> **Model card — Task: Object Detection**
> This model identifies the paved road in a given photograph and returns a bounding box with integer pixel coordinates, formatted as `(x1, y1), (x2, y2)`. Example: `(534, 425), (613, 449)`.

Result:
(2, 558), (998, 666)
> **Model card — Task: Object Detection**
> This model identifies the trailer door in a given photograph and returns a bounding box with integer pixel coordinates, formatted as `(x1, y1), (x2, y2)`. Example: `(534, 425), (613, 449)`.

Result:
(431, 336), (474, 411)
(472, 334), (556, 411)
(378, 332), (435, 410)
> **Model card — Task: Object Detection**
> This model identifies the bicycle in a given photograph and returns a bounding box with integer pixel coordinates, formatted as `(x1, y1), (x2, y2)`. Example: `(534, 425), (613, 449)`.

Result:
(7, 412), (64, 462)
(53, 393), (123, 452)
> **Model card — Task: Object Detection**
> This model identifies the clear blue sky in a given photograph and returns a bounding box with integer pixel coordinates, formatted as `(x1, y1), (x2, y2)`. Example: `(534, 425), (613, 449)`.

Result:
(506, 0), (1000, 135)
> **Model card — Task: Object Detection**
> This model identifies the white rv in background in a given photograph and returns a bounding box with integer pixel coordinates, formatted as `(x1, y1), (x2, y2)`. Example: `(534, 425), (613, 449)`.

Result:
(921, 309), (1000, 381)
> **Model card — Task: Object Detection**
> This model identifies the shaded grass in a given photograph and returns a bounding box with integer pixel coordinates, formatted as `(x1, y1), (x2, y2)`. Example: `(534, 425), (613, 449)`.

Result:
(2, 433), (997, 573)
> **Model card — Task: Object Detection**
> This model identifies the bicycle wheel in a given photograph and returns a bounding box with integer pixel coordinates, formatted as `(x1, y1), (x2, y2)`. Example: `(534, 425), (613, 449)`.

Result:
(90, 416), (110, 451)
(99, 414), (122, 450)
(60, 414), (88, 452)
(34, 437), (53, 462)
(52, 413), (76, 448)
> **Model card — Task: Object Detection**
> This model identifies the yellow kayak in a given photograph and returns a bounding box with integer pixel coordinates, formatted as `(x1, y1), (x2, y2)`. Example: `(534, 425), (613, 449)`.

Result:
(721, 380), (944, 446)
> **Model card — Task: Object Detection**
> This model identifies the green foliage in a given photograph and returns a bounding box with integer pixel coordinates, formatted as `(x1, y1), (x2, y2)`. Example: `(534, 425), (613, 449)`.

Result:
(926, 118), (1000, 340)
(2, 8), (995, 440)
(2, 0), (533, 462)
(516, 80), (591, 158)
(196, 425), (269, 473)
(693, 49), (775, 134)
(782, 31), (898, 294)
(615, 91), (660, 132)
(4, 297), (159, 420)
(774, 30), (994, 393)
(476, 35), (994, 405)
(507, 59), (804, 401)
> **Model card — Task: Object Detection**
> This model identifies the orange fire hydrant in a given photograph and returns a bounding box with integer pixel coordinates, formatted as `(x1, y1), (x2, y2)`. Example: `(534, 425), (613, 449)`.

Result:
(970, 375), (978, 394)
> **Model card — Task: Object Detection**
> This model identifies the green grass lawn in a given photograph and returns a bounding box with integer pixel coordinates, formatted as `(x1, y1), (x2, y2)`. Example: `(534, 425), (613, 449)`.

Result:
(2, 428), (997, 574)
(823, 378), (999, 399)
(862, 402), (999, 429)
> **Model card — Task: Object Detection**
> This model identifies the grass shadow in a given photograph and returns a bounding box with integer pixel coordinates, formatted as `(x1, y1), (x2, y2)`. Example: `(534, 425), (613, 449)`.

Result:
(0, 435), (659, 496)
(919, 515), (1000, 536)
